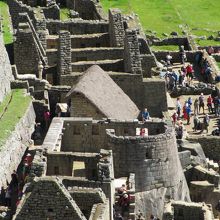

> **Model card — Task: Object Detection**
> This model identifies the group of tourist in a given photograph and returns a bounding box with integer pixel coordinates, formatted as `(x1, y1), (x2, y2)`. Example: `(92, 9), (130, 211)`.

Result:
(0, 153), (32, 213)
(165, 46), (187, 66)
(114, 184), (131, 219)
(172, 91), (220, 137)
(162, 63), (195, 91)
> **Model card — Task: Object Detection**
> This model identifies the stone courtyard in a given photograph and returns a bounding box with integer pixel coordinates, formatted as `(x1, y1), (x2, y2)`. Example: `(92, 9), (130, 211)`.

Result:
(0, 0), (220, 220)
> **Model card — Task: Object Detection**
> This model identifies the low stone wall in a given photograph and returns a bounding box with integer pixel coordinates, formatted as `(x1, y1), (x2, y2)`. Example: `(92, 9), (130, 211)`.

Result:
(212, 53), (220, 62)
(170, 84), (214, 97)
(42, 4), (60, 20)
(7, 0), (35, 29)
(201, 50), (219, 81)
(187, 136), (220, 161)
(0, 102), (35, 187)
(66, 0), (106, 20)
(153, 37), (192, 50)
(0, 32), (13, 103)
(154, 51), (198, 64)
(46, 19), (109, 35)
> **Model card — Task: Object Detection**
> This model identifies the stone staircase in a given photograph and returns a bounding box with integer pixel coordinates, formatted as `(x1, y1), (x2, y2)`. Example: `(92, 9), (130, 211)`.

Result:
(114, 191), (136, 220)
(70, 25), (125, 72)
(206, 158), (219, 172)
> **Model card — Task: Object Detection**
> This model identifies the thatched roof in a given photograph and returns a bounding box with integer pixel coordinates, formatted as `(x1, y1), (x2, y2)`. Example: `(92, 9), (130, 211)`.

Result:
(66, 65), (140, 120)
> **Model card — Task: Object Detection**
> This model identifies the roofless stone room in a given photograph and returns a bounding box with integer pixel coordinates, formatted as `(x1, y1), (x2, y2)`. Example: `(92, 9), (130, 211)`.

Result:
(0, 0), (220, 219)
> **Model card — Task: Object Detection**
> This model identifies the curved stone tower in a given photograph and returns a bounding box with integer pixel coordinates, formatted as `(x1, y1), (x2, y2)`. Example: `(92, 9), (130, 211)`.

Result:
(107, 122), (190, 218)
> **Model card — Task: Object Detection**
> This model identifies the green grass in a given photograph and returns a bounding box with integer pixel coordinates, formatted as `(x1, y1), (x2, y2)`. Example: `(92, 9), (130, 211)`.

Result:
(0, 89), (32, 147)
(100, 0), (220, 46)
(217, 62), (220, 69)
(60, 8), (71, 21)
(196, 39), (220, 47)
(0, 0), (13, 44)
(151, 45), (179, 51)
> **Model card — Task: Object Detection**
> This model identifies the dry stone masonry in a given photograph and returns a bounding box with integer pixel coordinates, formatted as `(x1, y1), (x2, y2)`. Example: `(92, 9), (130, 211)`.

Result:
(1, 0), (220, 219)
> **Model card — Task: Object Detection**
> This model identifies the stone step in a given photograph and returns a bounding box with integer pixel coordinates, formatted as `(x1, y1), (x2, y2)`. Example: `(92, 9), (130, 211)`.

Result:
(129, 203), (135, 211)
(71, 47), (123, 62)
(71, 33), (110, 48)
(71, 47), (123, 52)
(71, 59), (124, 72)
(129, 212), (136, 220)
(71, 33), (109, 39)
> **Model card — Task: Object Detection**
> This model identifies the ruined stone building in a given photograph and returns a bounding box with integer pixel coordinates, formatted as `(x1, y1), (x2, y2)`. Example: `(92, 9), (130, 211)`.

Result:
(0, 0), (220, 219)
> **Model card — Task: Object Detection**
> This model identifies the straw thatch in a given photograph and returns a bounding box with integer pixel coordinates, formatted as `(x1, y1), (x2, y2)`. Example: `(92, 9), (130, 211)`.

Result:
(66, 65), (139, 120)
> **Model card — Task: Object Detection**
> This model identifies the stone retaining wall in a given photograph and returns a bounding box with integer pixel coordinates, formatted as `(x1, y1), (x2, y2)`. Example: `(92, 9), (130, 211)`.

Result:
(0, 102), (35, 187)
(0, 32), (13, 103)
(46, 19), (109, 35)
(153, 37), (192, 50)
(187, 136), (220, 161)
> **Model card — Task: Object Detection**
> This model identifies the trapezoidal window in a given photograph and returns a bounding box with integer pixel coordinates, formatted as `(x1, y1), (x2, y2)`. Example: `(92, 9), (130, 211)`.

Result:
(124, 128), (129, 136)
(178, 209), (183, 217)
(54, 166), (59, 175)
(73, 126), (81, 135)
(145, 149), (152, 159)
(92, 125), (99, 135)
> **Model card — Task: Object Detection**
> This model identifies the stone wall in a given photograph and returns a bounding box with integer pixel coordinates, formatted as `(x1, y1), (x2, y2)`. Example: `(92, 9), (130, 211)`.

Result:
(13, 177), (87, 220)
(153, 37), (192, 50)
(106, 126), (187, 193)
(124, 29), (142, 74)
(14, 22), (42, 75)
(58, 31), (72, 79)
(69, 187), (107, 219)
(140, 54), (157, 78)
(179, 150), (191, 170)
(190, 181), (220, 218)
(48, 86), (70, 117)
(71, 47), (124, 62)
(192, 165), (219, 187)
(70, 93), (106, 119)
(59, 118), (187, 192)
(46, 49), (58, 66)
(43, 118), (189, 218)
(172, 201), (206, 220)
(7, 0), (35, 29)
(110, 73), (143, 109)
(71, 33), (110, 48)
(108, 9), (125, 47)
(46, 152), (99, 180)
(62, 177), (113, 220)
(142, 78), (168, 117)
(60, 118), (166, 153)
(187, 136), (220, 161)
(66, 0), (105, 20)
(46, 19), (109, 35)
(0, 32), (13, 103)
(154, 50), (198, 64)
(0, 102), (35, 187)
(201, 50), (219, 81)
(42, 4), (60, 19)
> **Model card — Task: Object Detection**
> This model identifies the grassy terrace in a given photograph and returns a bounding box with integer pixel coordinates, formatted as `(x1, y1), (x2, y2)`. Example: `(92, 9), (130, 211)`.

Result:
(151, 45), (179, 52)
(60, 8), (71, 21)
(0, 89), (32, 147)
(100, 0), (220, 47)
(0, 0), (13, 44)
